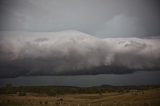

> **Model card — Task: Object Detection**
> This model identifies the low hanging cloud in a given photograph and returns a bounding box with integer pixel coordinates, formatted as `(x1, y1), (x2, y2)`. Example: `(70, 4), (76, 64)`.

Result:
(0, 30), (160, 78)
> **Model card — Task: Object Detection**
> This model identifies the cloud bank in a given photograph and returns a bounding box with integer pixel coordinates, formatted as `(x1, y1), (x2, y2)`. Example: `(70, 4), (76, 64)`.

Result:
(0, 30), (160, 78)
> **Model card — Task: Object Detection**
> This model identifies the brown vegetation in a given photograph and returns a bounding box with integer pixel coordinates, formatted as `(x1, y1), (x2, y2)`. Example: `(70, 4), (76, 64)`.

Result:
(0, 88), (160, 106)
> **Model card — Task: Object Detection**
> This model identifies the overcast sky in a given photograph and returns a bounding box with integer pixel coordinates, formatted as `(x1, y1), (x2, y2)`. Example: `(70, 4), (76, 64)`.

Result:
(0, 0), (160, 37)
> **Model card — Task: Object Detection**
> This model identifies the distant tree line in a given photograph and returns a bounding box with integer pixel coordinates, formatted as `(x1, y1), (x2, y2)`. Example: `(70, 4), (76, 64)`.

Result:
(0, 84), (159, 96)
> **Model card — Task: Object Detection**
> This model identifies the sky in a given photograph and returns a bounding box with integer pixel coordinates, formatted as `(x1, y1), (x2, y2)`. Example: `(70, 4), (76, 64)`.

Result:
(0, 71), (160, 87)
(0, 0), (160, 37)
(0, 0), (160, 86)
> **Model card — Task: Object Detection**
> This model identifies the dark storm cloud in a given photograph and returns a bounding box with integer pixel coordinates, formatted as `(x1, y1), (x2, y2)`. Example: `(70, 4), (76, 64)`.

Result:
(0, 0), (160, 37)
(0, 30), (160, 78)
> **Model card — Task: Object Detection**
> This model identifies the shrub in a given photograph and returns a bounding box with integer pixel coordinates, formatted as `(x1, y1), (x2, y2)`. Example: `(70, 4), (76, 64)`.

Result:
(18, 92), (26, 96)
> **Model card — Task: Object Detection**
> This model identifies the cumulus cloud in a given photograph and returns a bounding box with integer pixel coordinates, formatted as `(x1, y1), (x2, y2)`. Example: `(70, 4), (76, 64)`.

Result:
(0, 30), (160, 78)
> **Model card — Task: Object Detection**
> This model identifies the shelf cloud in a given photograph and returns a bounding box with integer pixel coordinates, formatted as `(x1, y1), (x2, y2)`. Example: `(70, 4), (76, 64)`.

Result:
(0, 30), (160, 78)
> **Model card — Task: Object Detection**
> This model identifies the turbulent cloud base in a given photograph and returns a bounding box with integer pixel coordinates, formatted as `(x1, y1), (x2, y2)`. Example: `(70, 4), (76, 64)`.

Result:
(0, 30), (160, 78)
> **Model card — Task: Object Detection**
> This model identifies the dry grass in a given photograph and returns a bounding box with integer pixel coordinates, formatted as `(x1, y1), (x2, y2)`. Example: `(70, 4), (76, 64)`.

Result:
(0, 88), (160, 106)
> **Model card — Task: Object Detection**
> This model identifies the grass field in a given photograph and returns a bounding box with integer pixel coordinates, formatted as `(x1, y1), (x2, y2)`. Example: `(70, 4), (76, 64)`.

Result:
(0, 88), (160, 106)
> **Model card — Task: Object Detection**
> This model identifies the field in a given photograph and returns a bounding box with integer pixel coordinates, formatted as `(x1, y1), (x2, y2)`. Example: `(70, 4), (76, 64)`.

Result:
(0, 86), (160, 106)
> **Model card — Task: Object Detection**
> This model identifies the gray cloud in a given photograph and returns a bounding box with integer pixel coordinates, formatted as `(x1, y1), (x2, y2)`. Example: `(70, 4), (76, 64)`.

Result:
(0, 30), (160, 78)
(96, 14), (146, 37)
(0, 0), (160, 37)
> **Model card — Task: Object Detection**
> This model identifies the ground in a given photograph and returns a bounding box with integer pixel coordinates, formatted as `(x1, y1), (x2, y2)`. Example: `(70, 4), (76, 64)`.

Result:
(0, 88), (160, 106)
